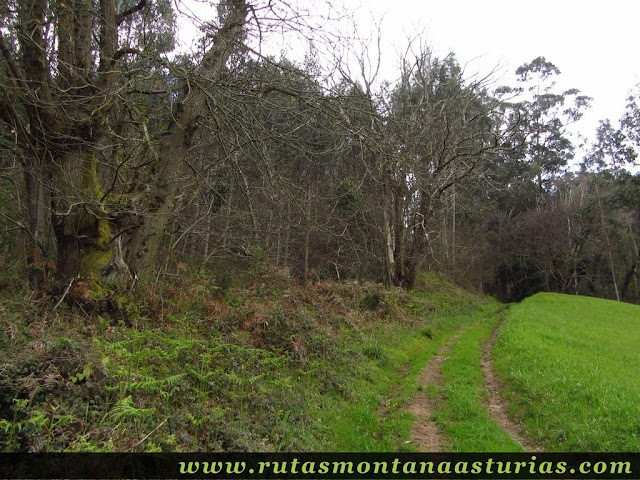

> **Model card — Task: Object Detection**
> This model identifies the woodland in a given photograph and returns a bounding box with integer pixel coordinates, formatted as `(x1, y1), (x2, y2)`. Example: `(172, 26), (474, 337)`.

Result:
(1, 0), (639, 303)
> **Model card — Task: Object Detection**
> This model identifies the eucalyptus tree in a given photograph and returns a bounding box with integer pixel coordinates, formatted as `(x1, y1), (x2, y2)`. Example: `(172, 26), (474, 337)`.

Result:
(582, 85), (640, 302)
(495, 57), (591, 196)
(476, 58), (592, 300)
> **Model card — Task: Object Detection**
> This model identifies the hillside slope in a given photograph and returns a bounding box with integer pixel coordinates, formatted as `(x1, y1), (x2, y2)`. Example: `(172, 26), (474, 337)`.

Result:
(0, 270), (486, 452)
(494, 293), (640, 451)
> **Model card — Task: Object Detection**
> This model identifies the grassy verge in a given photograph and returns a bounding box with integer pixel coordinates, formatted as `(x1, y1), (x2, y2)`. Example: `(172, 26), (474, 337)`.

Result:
(317, 319), (439, 451)
(323, 286), (485, 451)
(494, 292), (640, 451)
(0, 270), (484, 452)
(433, 304), (522, 452)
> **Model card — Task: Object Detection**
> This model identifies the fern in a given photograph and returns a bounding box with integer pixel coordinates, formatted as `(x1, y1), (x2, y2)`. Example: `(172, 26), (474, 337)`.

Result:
(124, 373), (187, 394)
(164, 373), (187, 388)
(105, 395), (155, 423)
(185, 364), (220, 396)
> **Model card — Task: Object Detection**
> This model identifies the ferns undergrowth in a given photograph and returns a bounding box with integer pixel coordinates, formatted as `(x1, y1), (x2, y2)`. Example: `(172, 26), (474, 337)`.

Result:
(0, 267), (482, 452)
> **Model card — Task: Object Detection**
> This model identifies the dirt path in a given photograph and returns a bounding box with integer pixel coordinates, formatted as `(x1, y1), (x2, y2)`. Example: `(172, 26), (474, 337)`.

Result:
(408, 311), (540, 452)
(406, 334), (462, 451)
(480, 318), (540, 452)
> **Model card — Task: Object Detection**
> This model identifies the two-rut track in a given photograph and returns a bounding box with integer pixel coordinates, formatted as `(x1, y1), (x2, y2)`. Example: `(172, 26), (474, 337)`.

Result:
(408, 314), (539, 452)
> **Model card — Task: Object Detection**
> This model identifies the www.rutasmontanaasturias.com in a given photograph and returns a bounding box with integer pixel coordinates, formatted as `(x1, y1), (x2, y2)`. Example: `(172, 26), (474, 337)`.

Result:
(177, 456), (633, 477)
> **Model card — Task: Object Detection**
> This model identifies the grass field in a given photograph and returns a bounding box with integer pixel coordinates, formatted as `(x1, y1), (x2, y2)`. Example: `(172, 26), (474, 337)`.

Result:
(494, 293), (640, 451)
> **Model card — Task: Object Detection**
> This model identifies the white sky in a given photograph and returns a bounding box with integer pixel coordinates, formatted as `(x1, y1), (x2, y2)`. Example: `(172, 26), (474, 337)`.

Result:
(177, 0), (640, 154)
(348, 0), (640, 149)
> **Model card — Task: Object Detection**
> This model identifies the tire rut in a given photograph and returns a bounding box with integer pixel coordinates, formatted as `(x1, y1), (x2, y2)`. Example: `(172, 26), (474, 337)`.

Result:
(408, 312), (540, 452)
(480, 317), (540, 452)
(406, 333), (463, 451)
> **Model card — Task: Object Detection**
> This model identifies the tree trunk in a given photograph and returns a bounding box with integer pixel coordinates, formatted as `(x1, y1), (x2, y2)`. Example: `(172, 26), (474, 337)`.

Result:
(620, 261), (637, 302)
(23, 154), (56, 289)
(126, 1), (249, 278)
(451, 186), (456, 272)
(51, 150), (131, 285)
(382, 191), (398, 285)
(595, 183), (620, 301)
(303, 192), (312, 283)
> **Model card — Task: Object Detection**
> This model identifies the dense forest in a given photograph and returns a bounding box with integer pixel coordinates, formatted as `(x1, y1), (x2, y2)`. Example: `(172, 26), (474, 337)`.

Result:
(1, 0), (639, 304)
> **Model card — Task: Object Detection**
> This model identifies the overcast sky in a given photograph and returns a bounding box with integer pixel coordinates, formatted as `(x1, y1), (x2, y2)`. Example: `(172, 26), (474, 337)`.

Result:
(349, 0), (640, 149)
(178, 0), (640, 155)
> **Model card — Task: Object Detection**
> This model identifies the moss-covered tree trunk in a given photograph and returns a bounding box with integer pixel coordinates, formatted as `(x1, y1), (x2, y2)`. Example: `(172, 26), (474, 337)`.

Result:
(2, 0), (249, 292)
(52, 150), (130, 286)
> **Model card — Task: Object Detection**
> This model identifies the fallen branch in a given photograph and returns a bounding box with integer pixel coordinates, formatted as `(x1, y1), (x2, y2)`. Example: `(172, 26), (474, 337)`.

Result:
(53, 277), (75, 310)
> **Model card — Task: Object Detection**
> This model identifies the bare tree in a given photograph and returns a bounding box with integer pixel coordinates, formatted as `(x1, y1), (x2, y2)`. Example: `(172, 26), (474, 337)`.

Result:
(332, 36), (513, 287)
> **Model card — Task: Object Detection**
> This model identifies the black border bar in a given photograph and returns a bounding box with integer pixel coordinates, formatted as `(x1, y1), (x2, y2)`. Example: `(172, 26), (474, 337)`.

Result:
(1, 452), (639, 479)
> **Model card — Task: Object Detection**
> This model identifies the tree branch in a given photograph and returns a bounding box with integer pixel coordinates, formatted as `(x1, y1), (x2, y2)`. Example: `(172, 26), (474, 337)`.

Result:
(116, 0), (147, 26)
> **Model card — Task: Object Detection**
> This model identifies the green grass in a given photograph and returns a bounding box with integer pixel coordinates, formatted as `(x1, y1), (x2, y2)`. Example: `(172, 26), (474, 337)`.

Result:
(321, 318), (455, 451)
(494, 292), (640, 451)
(434, 304), (523, 452)
(316, 275), (488, 451)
